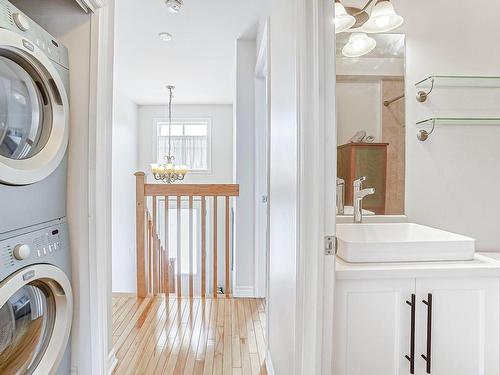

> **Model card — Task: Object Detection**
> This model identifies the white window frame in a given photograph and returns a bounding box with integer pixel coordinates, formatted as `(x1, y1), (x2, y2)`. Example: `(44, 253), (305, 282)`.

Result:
(153, 117), (213, 174)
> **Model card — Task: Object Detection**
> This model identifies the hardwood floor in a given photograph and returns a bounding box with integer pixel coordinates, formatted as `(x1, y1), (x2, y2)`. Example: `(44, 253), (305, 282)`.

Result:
(112, 294), (267, 375)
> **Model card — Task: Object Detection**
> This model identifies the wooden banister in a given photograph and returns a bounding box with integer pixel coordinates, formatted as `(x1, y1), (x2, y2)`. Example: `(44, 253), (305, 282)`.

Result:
(135, 172), (239, 299)
(134, 172), (147, 298)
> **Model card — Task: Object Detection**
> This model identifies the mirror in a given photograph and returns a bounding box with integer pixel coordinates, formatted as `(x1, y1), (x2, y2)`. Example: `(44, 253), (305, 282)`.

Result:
(336, 33), (405, 216)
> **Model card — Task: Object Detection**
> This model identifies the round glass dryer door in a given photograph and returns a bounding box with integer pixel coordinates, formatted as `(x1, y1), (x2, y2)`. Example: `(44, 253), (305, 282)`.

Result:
(0, 56), (47, 161)
(0, 28), (69, 186)
(0, 265), (72, 375)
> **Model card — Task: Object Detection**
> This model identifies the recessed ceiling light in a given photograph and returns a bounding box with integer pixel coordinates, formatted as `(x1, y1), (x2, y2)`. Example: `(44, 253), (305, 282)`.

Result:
(158, 32), (173, 42)
(165, 0), (183, 13)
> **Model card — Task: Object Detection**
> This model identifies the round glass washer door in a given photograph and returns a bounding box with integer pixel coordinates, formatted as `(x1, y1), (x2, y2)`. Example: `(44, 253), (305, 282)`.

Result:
(0, 28), (69, 186)
(0, 265), (72, 375)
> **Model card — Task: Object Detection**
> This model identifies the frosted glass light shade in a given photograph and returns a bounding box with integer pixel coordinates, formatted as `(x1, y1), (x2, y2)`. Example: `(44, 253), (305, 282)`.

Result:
(362, 0), (404, 33)
(334, 2), (356, 34)
(342, 33), (376, 58)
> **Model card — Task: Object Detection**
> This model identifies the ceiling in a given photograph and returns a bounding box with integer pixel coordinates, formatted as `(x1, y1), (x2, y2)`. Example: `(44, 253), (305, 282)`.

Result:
(114, 0), (267, 105)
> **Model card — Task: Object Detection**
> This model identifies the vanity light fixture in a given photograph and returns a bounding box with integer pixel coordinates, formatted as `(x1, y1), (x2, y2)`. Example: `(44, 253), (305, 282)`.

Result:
(334, 0), (356, 34)
(361, 0), (404, 33)
(342, 33), (376, 58)
(158, 32), (173, 42)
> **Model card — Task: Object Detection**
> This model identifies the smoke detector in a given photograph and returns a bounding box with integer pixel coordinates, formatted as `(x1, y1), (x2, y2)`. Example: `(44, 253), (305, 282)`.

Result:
(165, 0), (183, 13)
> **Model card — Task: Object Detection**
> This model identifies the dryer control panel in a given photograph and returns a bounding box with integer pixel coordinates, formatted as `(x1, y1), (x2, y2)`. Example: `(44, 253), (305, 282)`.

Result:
(0, 0), (69, 69)
(0, 221), (70, 283)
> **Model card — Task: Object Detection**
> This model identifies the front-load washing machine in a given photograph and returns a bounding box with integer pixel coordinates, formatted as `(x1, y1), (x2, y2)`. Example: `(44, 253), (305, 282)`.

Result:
(0, 221), (72, 374)
(0, 0), (70, 236)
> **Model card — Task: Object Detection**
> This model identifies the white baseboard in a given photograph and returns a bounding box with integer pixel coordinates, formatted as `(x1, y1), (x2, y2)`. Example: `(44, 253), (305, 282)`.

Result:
(266, 350), (275, 375)
(108, 348), (118, 375)
(69, 348), (117, 375)
(233, 286), (255, 298)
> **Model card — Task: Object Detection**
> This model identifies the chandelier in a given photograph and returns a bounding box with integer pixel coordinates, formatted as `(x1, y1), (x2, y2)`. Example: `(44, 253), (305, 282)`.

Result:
(151, 85), (187, 183)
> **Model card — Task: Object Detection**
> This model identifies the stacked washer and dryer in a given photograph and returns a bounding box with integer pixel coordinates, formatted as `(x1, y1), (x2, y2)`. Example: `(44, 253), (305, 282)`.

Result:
(0, 0), (73, 374)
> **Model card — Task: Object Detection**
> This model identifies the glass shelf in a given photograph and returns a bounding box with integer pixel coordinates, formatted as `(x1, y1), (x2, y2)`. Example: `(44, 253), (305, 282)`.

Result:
(415, 75), (500, 88)
(416, 117), (500, 126)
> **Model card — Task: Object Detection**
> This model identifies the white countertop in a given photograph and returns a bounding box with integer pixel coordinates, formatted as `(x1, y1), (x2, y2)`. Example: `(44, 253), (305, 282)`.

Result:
(336, 215), (408, 224)
(336, 254), (500, 279)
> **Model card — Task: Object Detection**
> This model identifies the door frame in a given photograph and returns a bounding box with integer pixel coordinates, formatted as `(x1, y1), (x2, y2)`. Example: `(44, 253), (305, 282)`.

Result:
(87, 0), (338, 374)
(294, 0), (336, 373)
(86, 1), (116, 374)
(254, 19), (270, 300)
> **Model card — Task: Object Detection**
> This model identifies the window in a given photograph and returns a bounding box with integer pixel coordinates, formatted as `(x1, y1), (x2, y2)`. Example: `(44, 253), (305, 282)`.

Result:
(156, 118), (211, 172)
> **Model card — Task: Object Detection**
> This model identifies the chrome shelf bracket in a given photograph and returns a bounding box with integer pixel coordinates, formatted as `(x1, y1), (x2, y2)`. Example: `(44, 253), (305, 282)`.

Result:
(416, 77), (434, 103)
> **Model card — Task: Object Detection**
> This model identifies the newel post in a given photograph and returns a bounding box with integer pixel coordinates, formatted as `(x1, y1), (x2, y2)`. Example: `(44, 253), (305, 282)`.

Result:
(135, 172), (147, 298)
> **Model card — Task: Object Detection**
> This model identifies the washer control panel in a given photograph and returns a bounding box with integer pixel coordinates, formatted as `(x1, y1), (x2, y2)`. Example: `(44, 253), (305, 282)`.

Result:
(13, 244), (31, 260)
(0, 222), (70, 282)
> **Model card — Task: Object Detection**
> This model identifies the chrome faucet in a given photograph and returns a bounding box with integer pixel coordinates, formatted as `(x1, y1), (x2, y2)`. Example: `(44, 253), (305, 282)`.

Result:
(336, 177), (345, 215)
(353, 177), (375, 223)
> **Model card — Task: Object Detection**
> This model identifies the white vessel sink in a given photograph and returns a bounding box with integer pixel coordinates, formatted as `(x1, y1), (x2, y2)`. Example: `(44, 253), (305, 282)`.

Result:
(336, 223), (475, 263)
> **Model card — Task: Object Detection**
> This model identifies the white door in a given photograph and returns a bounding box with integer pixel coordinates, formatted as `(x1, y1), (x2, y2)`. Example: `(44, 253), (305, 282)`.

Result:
(333, 278), (415, 375)
(415, 277), (499, 375)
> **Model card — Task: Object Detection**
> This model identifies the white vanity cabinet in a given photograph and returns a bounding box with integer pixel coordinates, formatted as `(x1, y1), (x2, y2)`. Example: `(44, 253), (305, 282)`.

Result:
(334, 258), (500, 375)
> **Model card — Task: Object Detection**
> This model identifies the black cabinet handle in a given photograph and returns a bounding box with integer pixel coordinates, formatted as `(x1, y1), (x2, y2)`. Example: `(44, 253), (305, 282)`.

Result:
(421, 293), (433, 374)
(405, 294), (416, 374)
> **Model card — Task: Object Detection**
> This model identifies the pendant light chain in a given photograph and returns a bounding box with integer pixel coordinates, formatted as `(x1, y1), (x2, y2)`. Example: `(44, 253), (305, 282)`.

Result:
(167, 85), (173, 159)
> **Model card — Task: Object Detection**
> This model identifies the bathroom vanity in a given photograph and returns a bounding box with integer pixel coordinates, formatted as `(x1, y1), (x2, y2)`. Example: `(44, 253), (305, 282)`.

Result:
(333, 225), (500, 375)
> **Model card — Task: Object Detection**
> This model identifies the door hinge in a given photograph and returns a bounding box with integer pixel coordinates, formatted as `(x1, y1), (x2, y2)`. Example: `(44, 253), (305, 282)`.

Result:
(324, 236), (337, 255)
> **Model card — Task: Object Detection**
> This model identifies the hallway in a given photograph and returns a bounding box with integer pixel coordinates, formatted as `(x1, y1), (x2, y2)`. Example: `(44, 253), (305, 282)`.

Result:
(112, 294), (267, 375)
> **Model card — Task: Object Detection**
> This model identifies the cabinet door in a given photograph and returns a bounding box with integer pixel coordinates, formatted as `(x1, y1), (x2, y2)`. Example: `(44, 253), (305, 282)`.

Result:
(415, 278), (499, 375)
(334, 279), (415, 375)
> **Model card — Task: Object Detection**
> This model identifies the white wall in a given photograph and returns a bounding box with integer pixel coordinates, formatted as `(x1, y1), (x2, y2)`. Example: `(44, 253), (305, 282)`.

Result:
(399, 0), (500, 251)
(138, 104), (233, 183)
(268, 0), (298, 372)
(234, 39), (256, 297)
(112, 92), (139, 293)
(336, 81), (381, 144)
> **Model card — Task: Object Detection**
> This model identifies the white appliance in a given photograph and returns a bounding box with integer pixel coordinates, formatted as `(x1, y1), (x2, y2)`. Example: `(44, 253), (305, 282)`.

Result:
(0, 221), (72, 375)
(0, 2), (72, 374)
(0, 0), (70, 236)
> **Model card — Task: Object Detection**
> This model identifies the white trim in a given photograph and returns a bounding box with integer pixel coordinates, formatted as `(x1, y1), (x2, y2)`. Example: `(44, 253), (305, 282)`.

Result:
(265, 351), (276, 375)
(75, 0), (106, 12)
(233, 286), (255, 298)
(254, 18), (270, 300)
(107, 347), (118, 375)
(295, 0), (336, 374)
(87, 2), (115, 375)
